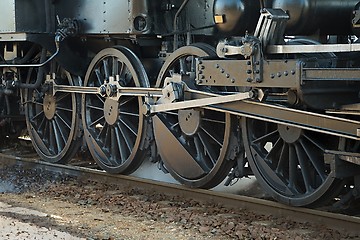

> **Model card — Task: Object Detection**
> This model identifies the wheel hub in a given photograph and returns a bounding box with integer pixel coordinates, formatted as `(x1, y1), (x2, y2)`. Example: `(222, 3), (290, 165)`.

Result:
(43, 94), (56, 120)
(277, 124), (303, 143)
(178, 109), (201, 136)
(106, 84), (118, 97)
(104, 98), (119, 125)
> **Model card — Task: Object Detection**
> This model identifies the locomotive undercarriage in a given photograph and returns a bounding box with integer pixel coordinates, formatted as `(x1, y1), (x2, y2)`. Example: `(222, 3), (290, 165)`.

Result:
(0, 4), (360, 207)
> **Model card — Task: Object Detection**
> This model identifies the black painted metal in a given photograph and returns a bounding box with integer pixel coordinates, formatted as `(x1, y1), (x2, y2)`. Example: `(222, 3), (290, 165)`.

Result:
(272, 0), (358, 35)
(154, 44), (238, 189)
(241, 117), (347, 207)
(24, 61), (82, 163)
(82, 46), (150, 174)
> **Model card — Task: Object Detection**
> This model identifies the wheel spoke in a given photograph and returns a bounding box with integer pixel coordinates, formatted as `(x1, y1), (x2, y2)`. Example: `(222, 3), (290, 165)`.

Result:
(53, 112), (71, 130)
(295, 143), (313, 193)
(56, 106), (73, 112)
(202, 117), (226, 124)
(276, 142), (288, 175)
(252, 130), (278, 145)
(53, 116), (68, 145)
(265, 137), (282, 162)
(102, 59), (110, 80)
(94, 68), (103, 86)
(43, 120), (50, 144)
(110, 127), (119, 164)
(194, 135), (209, 171)
(117, 122), (133, 153)
(115, 125), (127, 163)
(288, 144), (298, 192)
(102, 124), (111, 150)
(171, 122), (180, 130)
(55, 93), (70, 103)
(112, 57), (119, 76)
(31, 110), (45, 122)
(119, 117), (137, 136)
(48, 120), (55, 154)
(200, 126), (223, 147)
(198, 131), (217, 166)
(299, 138), (326, 182)
(120, 111), (139, 117)
(89, 116), (105, 128)
(51, 119), (64, 154)
(119, 96), (136, 107)
(96, 94), (105, 104)
(96, 122), (107, 141)
(33, 101), (43, 106)
(119, 66), (131, 86)
(303, 133), (325, 151)
(87, 104), (104, 111)
(37, 115), (47, 133)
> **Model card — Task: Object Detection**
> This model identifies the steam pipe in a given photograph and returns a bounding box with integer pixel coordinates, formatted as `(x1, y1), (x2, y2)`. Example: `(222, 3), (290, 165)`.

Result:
(173, 0), (190, 50)
(0, 46), (59, 69)
(19, 48), (48, 89)
(0, 0), (58, 89)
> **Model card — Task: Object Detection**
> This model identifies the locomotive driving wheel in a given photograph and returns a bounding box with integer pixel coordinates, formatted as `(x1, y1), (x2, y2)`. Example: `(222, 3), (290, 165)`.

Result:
(25, 61), (81, 163)
(154, 44), (237, 189)
(82, 46), (149, 174)
(242, 118), (346, 207)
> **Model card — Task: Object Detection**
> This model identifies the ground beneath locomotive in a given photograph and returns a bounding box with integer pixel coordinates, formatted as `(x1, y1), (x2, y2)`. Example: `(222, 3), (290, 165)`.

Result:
(0, 165), (358, 239)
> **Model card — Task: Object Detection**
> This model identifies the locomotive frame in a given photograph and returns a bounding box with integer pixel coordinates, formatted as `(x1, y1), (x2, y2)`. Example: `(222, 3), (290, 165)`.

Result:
(0, 0), (359, 207)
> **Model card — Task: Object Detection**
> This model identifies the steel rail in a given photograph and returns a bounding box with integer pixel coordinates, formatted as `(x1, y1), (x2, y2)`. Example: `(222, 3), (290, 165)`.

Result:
(0, 153), (359, 233)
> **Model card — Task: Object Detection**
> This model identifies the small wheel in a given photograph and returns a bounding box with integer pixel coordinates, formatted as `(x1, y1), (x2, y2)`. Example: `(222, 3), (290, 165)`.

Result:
(242, 117), (346, 206)
(154, 44), (237, 189)
(82, 46), (149, 174)
(25, 61), (81, 163)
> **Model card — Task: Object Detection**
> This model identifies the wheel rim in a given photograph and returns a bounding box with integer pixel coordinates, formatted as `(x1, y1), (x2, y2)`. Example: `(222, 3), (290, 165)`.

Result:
(82, 46), (149, 174)
(242, 117), (345, 206)
(25, 63), (80, 163)
(154, 44), (236, 188)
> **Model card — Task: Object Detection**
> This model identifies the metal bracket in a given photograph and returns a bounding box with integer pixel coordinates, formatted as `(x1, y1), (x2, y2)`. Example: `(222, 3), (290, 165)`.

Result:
(216, 36), (263, 83)
(254, 8), (289, 48)
(197, 59), (300, 88)
(326, 150), (360, 166)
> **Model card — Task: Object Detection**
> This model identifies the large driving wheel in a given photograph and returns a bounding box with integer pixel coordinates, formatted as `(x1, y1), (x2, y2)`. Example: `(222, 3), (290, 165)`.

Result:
(153, 44), (237, 189)
(25, 61), (81, 163)
(82, 46), (149, 174)
(242, 118), (346, 206)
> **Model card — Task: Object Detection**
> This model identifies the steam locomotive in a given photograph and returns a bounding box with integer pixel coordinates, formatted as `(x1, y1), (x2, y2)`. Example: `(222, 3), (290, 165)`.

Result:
(0, 0), (359, 207)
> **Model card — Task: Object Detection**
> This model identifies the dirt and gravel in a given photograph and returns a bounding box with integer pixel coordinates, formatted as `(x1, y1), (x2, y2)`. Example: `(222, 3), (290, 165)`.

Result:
(0, 165), (359, 240)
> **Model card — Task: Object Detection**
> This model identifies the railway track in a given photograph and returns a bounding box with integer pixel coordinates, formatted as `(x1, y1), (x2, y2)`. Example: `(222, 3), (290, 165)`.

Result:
(0, 150), (359, 234)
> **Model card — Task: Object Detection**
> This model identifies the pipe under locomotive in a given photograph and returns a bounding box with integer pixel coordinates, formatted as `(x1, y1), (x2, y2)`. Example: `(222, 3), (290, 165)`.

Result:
(0, 0), (359, 207)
